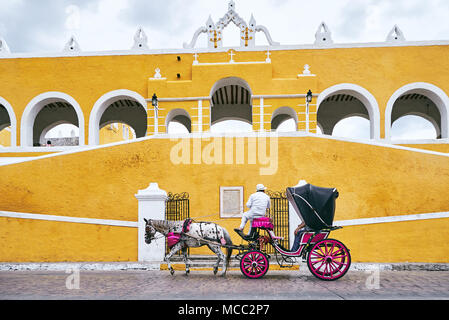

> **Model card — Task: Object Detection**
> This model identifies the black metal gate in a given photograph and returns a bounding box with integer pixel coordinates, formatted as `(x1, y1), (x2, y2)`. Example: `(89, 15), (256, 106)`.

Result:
(165, 192), (190, 255)
(265, 191), (289, 254)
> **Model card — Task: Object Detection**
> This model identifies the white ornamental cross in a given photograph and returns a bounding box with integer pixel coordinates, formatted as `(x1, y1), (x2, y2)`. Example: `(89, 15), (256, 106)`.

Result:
(228, 50), (235, 63)
(193, 53), (199, 65)
(266, 50), (271, 63)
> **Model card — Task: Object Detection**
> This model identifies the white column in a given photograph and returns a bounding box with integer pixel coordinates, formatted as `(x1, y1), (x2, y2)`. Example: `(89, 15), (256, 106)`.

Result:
(198, 100), (203, 133)
(135, 183), (167, 264)
(306, 100), (310, 133)
(154, 111), (159, 134)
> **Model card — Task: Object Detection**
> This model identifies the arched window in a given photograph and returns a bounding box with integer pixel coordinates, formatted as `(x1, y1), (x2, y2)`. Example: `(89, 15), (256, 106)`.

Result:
(271, 107), (298, 132)
(0, 99), (16, 147)
(89, 90), (147, 145)
(165, 109), (192, 134)
(21, 92), (84, 147)
(210, 77), (253, 131)
(386, 83), (449, 140)
(317, 84), (380, 140)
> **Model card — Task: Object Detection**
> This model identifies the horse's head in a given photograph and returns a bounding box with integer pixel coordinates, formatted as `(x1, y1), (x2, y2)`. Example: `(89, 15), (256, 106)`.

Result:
(144, 218), (156, 244)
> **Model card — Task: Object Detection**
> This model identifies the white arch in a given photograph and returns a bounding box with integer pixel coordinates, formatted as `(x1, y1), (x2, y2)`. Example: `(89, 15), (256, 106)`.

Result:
(209, 77), (253, 108)
(385, 82), (449, 140)
(165, 108), (191, 133)
(0, 97), (17, 147)
(271, 106), (299, 130)
(21, 92), (85, 147)
(317, 83), (381, 140)
(89, 89), (147, 145)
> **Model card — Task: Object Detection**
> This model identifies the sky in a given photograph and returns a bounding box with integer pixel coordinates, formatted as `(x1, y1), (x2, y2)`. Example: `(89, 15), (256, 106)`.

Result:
(1, 0), (447, 139)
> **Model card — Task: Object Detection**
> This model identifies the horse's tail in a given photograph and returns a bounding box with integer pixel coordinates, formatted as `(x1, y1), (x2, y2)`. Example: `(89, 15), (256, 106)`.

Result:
(222, 228), (233, 269)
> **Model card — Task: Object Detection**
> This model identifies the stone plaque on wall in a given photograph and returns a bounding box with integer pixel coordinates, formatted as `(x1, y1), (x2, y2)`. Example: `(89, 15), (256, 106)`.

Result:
(220, 186), (243, 218)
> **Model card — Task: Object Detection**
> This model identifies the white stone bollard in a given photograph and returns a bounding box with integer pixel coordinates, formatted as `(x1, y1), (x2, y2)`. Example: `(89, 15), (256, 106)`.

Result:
(135, 183), (167, 265)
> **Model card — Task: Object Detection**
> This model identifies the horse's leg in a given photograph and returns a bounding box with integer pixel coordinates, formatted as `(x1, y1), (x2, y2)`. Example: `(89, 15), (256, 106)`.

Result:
(182, 246), (190, 275)
(208, 244), (226, 276)
(165, 242), (182, 276)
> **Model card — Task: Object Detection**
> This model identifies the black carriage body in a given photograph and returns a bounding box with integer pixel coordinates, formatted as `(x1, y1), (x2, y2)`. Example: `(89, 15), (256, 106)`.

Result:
(286, 184), (339, 231)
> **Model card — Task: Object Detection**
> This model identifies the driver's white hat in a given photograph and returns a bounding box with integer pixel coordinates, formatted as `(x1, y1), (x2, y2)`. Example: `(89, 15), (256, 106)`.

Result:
(256, 184), (267, 191)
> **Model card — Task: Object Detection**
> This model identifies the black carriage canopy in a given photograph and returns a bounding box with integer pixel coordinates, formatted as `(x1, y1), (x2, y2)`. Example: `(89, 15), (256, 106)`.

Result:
(286, 184), (339, 231)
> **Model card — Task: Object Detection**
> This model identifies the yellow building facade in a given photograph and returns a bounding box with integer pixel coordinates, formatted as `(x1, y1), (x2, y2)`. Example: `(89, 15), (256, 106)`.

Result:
(0, 1), (448, 264)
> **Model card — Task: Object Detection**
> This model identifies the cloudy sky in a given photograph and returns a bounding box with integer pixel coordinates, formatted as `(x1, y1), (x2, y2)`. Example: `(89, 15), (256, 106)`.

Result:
(1, 0), (447, 139)
(1, 0), (448, 52)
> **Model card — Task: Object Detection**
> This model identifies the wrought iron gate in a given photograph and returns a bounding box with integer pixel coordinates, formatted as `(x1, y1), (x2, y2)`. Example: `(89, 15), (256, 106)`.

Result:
(265, 190), (290, 254)
(165, 192), (190, 255)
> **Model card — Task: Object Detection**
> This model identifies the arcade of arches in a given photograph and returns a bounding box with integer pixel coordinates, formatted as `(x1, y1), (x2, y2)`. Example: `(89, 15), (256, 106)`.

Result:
(1, 81), (448, 147)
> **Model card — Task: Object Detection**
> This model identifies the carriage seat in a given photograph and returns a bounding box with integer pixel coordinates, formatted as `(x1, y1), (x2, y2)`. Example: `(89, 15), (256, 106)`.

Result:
(251, 217), (274, 230)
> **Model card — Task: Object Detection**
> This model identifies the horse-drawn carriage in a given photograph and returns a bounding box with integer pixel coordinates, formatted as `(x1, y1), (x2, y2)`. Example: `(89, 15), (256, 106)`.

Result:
(144, 183), (351, 281)
(233, 183), (351, 280)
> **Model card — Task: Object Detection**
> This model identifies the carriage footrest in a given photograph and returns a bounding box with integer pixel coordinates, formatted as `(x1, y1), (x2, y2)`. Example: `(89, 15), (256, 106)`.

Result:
(234, 229), (255, 241)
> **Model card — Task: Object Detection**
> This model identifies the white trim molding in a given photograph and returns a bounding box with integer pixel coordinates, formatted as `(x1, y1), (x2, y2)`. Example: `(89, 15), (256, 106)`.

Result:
(385, 82), (449, 140)
(1, 210), (447, 229)
(0, 211), (137, 228)
(335, 212), (449, 227)
(89, 89), (148, 145)
(317, 83), (381, 140)
(0, 97), (17, 147)
(20, 92), (85, 147)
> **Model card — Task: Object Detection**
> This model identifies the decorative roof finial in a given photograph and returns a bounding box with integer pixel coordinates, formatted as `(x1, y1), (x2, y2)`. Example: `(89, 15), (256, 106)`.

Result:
(63, 35), (81, 53)
(314, 22), (333, 46)
(132, 27), (149, 50)
(184, 0), (279, 49)
(0, 36), (11, 55)
(386, 25), (406, 42)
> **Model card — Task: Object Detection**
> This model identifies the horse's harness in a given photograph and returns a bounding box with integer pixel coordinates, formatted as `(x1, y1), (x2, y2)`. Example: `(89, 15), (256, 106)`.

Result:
(146, 218), (224, 246)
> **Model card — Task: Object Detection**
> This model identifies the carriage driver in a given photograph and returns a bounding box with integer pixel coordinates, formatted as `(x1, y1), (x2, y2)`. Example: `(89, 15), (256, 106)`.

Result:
(235, 184), (271, 235)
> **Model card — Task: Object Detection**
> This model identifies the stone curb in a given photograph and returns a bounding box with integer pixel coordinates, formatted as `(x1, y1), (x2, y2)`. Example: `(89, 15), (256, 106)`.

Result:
(1, 261), (448, 272)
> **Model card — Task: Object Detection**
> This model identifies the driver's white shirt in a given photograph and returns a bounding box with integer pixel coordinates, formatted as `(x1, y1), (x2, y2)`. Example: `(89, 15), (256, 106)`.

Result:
(246, 191), (271, 216)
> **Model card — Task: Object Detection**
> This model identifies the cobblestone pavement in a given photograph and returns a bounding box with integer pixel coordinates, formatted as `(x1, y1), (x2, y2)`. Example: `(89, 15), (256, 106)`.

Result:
(1, 268), (448, 300)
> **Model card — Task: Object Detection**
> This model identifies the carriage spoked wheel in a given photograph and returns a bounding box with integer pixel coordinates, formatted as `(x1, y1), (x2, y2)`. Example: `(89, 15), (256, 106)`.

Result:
(307, 239), (351, 281)
(240, 250), (269, 279)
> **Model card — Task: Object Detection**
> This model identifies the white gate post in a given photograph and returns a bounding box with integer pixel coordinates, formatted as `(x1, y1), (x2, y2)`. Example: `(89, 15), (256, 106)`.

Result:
(135, 183), (167, 265)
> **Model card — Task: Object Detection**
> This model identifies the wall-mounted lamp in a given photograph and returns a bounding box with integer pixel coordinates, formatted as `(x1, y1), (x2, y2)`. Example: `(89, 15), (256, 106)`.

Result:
(152, 93), (159, 118)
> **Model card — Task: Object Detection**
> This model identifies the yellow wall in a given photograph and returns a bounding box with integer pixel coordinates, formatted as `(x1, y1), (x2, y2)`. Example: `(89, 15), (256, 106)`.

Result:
(99, 123), (136, 145)
(0, 135), (448, 262)
(0, 44), (448, 142)
(0, 218), (136, 262)
(0, 127), (11, 147)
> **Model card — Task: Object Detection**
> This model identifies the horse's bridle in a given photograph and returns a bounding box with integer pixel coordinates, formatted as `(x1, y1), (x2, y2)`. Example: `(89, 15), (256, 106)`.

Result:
(145, 224), (156, 244)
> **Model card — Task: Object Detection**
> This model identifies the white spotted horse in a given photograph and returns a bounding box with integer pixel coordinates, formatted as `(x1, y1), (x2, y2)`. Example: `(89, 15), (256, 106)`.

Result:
(144, 218), (233, 276)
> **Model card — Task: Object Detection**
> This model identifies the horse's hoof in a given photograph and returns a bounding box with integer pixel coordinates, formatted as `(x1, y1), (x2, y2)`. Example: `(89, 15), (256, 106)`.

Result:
(185, 269), (190, 275)
(170, 268), (175, 276)
(213, 268), (218, 275)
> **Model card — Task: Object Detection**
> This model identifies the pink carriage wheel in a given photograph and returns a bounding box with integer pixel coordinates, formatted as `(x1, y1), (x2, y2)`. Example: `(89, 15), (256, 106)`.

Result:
(307, 239), (351, 281)
(240, 250), (269, 279)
